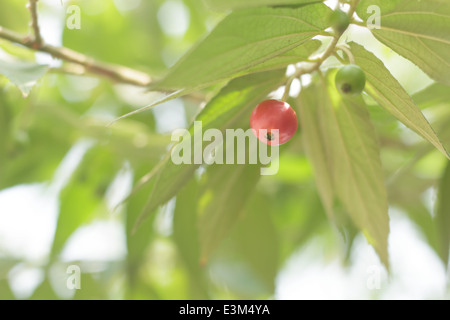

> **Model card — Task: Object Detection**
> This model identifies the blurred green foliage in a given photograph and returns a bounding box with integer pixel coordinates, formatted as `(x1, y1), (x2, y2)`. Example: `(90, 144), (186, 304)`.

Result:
(0, 0), (449, 300)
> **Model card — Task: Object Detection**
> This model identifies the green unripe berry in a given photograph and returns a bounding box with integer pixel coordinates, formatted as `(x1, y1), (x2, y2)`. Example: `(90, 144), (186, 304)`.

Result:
(335, 64), (366, 95)
(328, 9), (350, 34)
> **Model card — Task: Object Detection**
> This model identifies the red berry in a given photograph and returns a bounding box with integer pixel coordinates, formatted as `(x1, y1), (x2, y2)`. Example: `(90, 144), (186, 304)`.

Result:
(250, 99), (298, 146)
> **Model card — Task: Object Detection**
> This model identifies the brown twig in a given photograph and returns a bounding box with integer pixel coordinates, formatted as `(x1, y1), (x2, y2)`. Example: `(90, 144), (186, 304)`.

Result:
(0, 1), (151, 87)
(27, 0), (43, 49)
(0, 26), (152, 86)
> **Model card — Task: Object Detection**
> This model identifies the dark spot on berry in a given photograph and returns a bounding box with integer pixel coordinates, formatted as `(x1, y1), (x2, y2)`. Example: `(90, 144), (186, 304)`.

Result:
(266, 132), (275, 141)
(341, 83), (352, 93)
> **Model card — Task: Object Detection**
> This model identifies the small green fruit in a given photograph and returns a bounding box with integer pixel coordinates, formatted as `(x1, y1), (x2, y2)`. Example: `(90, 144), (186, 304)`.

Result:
(328, 9), (350, 34)
(335, 64), (366, 95)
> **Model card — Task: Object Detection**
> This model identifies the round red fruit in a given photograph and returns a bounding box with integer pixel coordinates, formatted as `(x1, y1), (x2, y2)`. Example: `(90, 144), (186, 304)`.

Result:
(250, 99), (298, 146)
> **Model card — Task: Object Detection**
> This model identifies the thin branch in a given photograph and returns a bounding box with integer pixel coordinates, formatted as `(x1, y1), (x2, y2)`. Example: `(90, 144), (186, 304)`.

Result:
(27, 0), (43, 49)
(282, 0), (361, 98)
(351, 19), (367, 27)
(0, 26), (151, 86)
(282, 34), (339, 99)
(47, 64), (92, 77)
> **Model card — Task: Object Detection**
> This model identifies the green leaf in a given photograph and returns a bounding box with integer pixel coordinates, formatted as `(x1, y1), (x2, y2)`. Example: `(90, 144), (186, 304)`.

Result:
(50, 147), (118, 258)
(109, 88), (193, 125)
(172, 178), (209, 299)
(125, 166), (158, 291)
(205, 193), (279, 298)
(0, 94), (75, 189)
(245, 39), (321, 74)
(74, 273), (108, 300)
(305, 73), (390, 267)
(0, 259), (18, 280)
(0, 0), (30, 33)
(30, 280), (59, 300)
(298, 82), (335, 220)
(62, 0), (166, 72)
(153, 4), (331, 90)
(399, 201), (440, 261)
(173, 179), (200, 271)
(0, 59), (47, 97)
(357, 0), (450, 85)
(413, 83), (450, 109)
(349, 42), (449, 159)
(262, 182), (328, 261)
(435, 161), (450, 267)
(205, 0), (323, 10)
(0, 279), (14, 300)
(231, 192), (279, 294)
(51, 182), (99, 256)
(198, 162), (261, 261)
(132, 69), (286, 229)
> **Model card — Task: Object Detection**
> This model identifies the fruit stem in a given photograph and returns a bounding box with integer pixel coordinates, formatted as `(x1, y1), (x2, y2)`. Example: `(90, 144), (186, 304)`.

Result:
(336, 44), (355, 64)
(333, 52), (346, 64)
(282, 74), (295, 101)
(281, 0), (360, 98)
